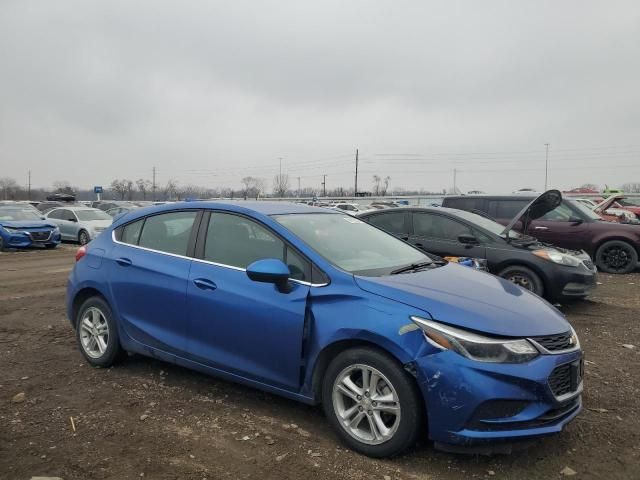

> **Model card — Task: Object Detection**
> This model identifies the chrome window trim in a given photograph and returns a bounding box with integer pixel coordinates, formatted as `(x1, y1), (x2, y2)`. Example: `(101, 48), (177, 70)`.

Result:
(111, 230), (329, 288)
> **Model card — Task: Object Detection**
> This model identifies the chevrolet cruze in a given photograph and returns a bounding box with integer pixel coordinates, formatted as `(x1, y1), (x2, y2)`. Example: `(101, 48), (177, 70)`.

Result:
(66, 202), (583, 456)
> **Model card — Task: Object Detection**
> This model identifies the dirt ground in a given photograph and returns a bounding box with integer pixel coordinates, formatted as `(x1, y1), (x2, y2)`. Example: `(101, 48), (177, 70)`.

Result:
(1, 245), (639, 480)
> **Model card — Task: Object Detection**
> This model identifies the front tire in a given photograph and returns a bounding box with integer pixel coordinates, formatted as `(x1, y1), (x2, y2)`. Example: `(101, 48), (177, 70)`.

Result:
(75, 296), (123, 367)
(498, 265), (544, 297)
(322, 347), (423, 458)
(78, 230), (90, 245)
(595, 240), (638, 274)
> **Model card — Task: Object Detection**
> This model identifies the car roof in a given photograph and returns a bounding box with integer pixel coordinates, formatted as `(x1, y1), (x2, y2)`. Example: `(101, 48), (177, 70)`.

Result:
(359, 206), (467, 216)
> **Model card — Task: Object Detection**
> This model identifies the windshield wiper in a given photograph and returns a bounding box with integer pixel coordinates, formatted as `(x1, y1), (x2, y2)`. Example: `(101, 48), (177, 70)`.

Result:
(390, 261), (442, 275)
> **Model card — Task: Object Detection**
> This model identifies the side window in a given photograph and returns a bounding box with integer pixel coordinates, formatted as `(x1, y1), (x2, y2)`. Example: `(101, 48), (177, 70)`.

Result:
(285, 246), (311, 281)
(204, 213), (285, 269)
(138, 211), (198, 256)
(48, 209), (62, 219)
(541, 203), (574, 221)
(61, 209), (74, 221)
(120, 219), (144, 245)
(489, 200), (528, 219)
(446, 198), (485, 213)
(368, 212), (406, 235)
(413, 213), (472, 240)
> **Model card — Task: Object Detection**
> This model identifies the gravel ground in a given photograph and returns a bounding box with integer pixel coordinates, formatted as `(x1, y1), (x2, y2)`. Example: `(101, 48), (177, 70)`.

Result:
(1, 245), (639, 480)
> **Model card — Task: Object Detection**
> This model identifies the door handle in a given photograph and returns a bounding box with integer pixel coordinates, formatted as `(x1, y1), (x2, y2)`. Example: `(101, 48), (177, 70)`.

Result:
(414, 242), (424, 248)
(399, 236), (409, 241)
(115, 257), (132, 267)
(534, 226), (549, 231)
(193, 278), (217, 291)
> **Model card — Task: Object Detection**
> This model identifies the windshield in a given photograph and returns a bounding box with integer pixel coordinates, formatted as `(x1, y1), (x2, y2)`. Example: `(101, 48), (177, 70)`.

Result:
(75, 209), (112, 221)
(567, 199), (602, 220)
(618, 197), (640, 207)
(274, 213), (430, 276)
(0, 208), (43, 221)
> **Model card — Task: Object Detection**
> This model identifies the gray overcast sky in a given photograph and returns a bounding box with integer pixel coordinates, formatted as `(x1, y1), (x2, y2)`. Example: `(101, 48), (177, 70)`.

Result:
(1, 0), (639, 194)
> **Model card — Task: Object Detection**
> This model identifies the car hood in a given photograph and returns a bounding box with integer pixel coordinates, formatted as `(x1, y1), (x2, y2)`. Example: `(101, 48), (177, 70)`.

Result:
(354, 263), (569, 337)
(0, 220), (57, 229)
(501, 189), (562, 237)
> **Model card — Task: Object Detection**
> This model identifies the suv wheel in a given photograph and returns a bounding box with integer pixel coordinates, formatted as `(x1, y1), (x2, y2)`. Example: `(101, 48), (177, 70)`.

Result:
(322, 347), (423, 458)
(76, 296), (124, 367)
(78, 230), (90, 245)
(498, 265), (544, 296)
(596, 240), (638, 274)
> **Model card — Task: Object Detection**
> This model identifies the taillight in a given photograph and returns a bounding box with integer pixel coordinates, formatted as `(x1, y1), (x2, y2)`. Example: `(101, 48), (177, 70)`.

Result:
(75, 246), (87, 262)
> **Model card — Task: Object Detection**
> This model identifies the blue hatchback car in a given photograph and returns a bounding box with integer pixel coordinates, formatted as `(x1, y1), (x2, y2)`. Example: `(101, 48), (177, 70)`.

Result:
(0, 205), (62, 250)
(66, 202), (583, 456)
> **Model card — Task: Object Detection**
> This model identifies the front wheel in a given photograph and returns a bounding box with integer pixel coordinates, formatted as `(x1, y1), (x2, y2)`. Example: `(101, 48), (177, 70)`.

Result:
(76, 296), (124, 367)
(322, 347), (423, 458)
(498, 265), (544, 297)
(78, 230), (90, 245)
(596, 240), (638, 274)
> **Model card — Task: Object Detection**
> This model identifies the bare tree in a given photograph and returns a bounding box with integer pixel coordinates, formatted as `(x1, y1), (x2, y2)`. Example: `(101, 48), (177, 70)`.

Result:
(136, 179), (152, 200)
(381, 176), (391, 196)
(52, 180), (75, 195)
(164, 179), (178, 200)
(580, 183), (599, 191)
(110, 179), (128, 200)
(273, 173), (290, 198)
(372, 175), (381, 196)
(0, 177), (18, 200)
(125, 180), (134, 200)
(621, 182), (640, 193)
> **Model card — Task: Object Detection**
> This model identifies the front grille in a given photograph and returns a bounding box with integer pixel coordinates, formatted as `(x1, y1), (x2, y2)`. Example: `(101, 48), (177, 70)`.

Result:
(531, 331), (574, 352)
(29, 231), (51, 241)
(583, 259), (594, 270)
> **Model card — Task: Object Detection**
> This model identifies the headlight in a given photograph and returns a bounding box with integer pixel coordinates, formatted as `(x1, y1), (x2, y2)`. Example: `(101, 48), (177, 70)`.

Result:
(533, 249), (582, 267)
(410, 316), (539, 363)
(2, 226), (20, 234)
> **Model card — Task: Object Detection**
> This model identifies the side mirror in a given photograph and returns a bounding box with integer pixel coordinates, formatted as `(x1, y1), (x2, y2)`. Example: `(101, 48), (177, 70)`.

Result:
(68, 218), (78, 222)
(458, 233), (479, 245)
(246, 259), (291, 292)
(568, 216), (583, 225)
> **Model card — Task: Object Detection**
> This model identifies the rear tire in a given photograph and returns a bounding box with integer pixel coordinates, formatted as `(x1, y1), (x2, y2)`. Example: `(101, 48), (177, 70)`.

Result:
(322, 347), (423, 458)
(75, 296), (124, 367)
(498, 265), (544, 297)
(595, 240), (638, 274)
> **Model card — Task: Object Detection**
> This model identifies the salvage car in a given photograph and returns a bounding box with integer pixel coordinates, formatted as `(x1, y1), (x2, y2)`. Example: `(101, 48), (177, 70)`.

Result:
(593, 195), (640, 224)
(0, 206), (61, 250)
(443, 193), (640, 274)
(45, 206), (112, 245)
(67, 201), (583, 456)
(358, 193), (597, 301)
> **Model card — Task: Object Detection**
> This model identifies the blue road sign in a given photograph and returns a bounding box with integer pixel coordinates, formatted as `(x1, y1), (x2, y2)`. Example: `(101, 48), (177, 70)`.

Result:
(94, 186), (103, 194)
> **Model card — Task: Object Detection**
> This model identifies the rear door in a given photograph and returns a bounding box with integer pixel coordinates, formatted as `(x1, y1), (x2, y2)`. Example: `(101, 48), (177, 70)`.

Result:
(185, 211), (310, 391)
(409, 212), (486, 259)
(109, 210), (201, 356)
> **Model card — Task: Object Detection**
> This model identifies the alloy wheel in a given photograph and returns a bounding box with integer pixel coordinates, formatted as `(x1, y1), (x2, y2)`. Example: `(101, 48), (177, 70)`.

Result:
(602, 245), (632, 271)
(79, 307), (109, 359)
(79, 231), (89, 245)
(332, 364), (401, 445)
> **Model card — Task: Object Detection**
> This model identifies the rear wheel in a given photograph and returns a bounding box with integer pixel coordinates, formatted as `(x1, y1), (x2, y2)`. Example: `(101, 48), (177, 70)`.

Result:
(0, 236), (4, 252)
(498, 265), (544, 297)
(78, 230), (90, 245)
(596, 240), (638, 274)
(322, 347), (423, 458)
(76, 296), (124, 367)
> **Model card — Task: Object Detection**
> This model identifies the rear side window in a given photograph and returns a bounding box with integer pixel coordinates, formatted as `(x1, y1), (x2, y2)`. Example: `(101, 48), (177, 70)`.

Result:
(367, 212), (406, 235)
(444, 198), (486, 213)
(413, 213), (472, 239)
(138, 211), (198, 256)
(48, 209), (62, 219)
(488, 200), (528, 219)
(541, 203), (574, 221)
(120, 219), (144, 245)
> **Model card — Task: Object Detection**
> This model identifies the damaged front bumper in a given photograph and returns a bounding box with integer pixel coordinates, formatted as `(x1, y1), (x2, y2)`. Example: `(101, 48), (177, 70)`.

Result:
(414, 348), (583, 448)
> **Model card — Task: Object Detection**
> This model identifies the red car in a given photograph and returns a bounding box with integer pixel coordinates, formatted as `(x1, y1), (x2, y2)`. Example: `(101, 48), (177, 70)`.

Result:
(594, 195), (640, 222)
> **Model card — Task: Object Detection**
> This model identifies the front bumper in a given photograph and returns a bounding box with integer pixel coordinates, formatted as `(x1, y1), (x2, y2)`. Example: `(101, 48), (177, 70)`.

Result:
(415, 348), (583, 446)
(0, 229), (61, 248)
(549, 262), (597, 300)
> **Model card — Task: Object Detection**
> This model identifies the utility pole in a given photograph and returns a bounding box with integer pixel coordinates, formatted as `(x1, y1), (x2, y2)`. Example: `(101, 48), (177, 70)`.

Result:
(544, 143), (550, 190)
(279, 157), (283, 178)
(453, 168), (457, 194)
(152, 166), (157, 201)
(27, 170), (31, 200)
(297, 176), (301, 197)
(354, 149), (359, 196)
(322, 174), (326, 197)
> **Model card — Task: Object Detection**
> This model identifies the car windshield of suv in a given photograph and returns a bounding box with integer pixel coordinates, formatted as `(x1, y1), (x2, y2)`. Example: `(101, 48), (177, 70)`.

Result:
(448, 209), (523, 239)
(274, 213), (431, 276)
(618, 197), (640, 207)
(0, 208), (43, 221)
(75, 209), (112, 221)
(567, 200), (602, 220)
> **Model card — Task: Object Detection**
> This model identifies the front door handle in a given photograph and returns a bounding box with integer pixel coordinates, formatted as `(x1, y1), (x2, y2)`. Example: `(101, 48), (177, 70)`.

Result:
(534, 226), (549, 231)
(115, 257), (132, 267)
(193, 278), (217, 291)
(414, 242), (424, 248)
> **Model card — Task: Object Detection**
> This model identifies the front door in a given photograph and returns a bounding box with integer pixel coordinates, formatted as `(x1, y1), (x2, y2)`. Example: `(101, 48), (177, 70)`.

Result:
(186, 211), (310, 391)
(409, 212), (487, 259)
(527, 202), (587, 250)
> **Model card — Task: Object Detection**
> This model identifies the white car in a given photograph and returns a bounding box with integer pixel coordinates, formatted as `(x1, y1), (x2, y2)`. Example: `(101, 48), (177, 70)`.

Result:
(45, 207), (113, 245)
(329, 203), (362, 215)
